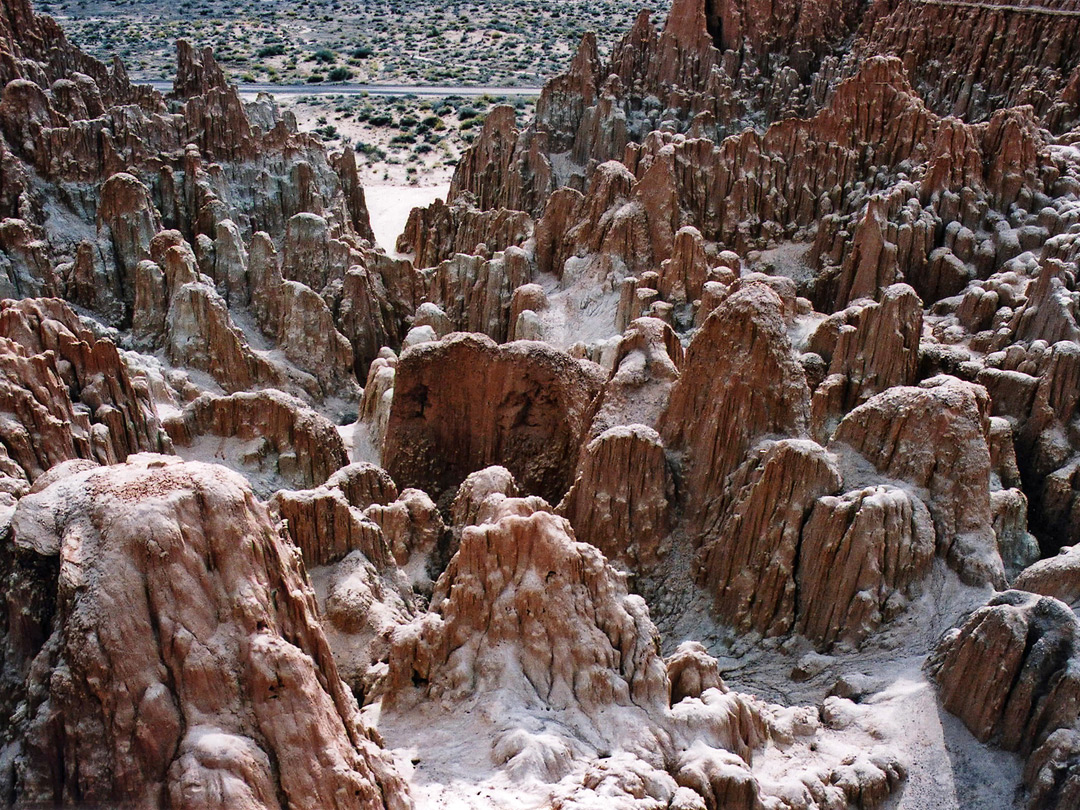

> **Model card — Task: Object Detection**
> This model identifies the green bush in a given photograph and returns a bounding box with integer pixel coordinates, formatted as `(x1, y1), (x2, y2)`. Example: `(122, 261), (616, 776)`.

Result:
(313, 48), (336, 64)
(306, 73), (324, 83)
(257, 44), (286, 58)
(327, 66), (352, 81)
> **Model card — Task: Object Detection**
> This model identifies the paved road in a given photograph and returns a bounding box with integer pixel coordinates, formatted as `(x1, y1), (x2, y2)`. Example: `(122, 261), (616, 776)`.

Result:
(912, 0), (1080, 16)
(146, 80), (542, 97)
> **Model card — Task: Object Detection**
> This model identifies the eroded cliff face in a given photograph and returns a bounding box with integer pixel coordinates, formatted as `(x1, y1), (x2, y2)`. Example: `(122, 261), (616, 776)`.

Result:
(3, 0), (1080, 806)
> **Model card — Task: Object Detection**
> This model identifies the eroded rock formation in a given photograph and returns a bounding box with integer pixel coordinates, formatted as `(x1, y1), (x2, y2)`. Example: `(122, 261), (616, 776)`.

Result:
(3, 0), (1080, 805)
(382, 334), (605, 504)
(0, 455), (410, 809)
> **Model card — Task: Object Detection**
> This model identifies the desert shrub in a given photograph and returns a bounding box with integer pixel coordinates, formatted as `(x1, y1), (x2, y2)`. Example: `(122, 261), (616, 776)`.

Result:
(327, 66), (352, 81)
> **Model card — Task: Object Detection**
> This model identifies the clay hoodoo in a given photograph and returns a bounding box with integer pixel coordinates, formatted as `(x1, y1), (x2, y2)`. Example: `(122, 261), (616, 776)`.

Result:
(380, 498), (907, 807)
(558, 424), (674, 571)
(829, 376), (1005, 586)
(3, 0), (1080, 804)
(659, 283), (811, 537)
(0, 455), (410, 809)
(382, 333), (605, 504)
(0, 297), (165, 485)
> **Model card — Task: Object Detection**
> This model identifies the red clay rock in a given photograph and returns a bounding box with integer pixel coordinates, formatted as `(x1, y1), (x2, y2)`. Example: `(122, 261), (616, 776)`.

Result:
(382, 333), (605, 504)
(397, 195), (531, 269)
(558, 424), (674, 571)
(929, 590), (1080, 755)
(698, 439), (841, 637)
(830, 376), (1004, 586)
(2, 455), (410, 809)
(0, 297), (163, 483)
(660, 284), (811, 537)
(798, 485), (936, 647)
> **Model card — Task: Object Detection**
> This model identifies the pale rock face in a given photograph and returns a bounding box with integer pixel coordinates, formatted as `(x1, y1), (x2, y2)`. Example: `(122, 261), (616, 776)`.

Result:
(808, 283), (923, 440)
(397, 195), (531, 270)
(357, 353), (398, 460)
(96, 171), (161, 317)
(364, 487), (447, 574)
(377, 500), (907, 808)
(163, 390), (348, 495)
(5, 0), (1080, 805)
(420, 247), (532, 342)
(589, 317), (682, 437)
(0, 455), (410, 810)
(383, 505), (670, 714)
(449, 464), (520, 529)
(666, 642), (725, 704)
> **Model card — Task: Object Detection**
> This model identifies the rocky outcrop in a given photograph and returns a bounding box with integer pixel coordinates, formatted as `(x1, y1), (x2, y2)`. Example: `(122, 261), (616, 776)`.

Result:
(854, 0), (1080, 128)
(384, 504), (670, 712)
(420, 247), (531, 342)
(698, 440), (841, 638)
(0, 455), (410, 809)
(929, 590), (1080, 757)
(449, 465), (521, 530)
(244, 231), (358, 398)
(797, 485), (936, 647)
(588, 316), (682, 437)
(447, 105), (553, 216)
(363, 487), (447, 573)
(558, 424), (674, 571)
(1015, 546), (1080, 609)
(809, 283), (923, 439)
(1025, 729), (1080, 810)
(380, 496), (907, 808)
(326, 461), (400, 510)
(397, 195), (531, 269)
(163, 390), (347, 493)
(0, 297), (164, 485)
(382, 334), (605, 504)
(272, 484), (392, 570)
(660, 284), (811, 537)
(829, 376), (1005, 586)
